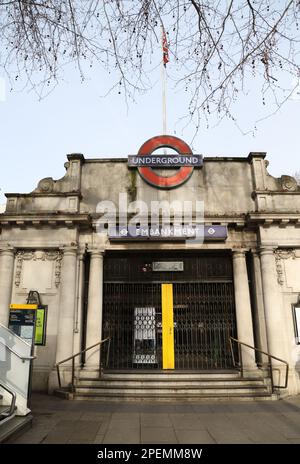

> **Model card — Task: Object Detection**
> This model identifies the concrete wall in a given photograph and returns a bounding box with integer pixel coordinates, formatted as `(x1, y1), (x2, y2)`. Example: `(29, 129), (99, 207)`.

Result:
(79, 158), (256, 215)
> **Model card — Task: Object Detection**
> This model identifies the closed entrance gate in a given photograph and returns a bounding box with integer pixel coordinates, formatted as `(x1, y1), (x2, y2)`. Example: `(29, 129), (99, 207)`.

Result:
(102, 252), (237, 370)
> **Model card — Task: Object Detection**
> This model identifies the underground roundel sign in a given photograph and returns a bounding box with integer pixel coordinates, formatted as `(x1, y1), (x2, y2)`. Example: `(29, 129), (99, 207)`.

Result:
(128, 135), (203, 189)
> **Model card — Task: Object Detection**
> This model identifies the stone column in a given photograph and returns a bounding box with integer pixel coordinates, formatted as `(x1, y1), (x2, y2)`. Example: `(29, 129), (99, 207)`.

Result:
(73, 251), (85, 356)
(84, 249), (104, 372)
(0, 247), (15, 326)
(250, 251), (269, 364)
(55, 247), (78, 364)
(259, 247), (288, 363)
(232, 250), (257, 370)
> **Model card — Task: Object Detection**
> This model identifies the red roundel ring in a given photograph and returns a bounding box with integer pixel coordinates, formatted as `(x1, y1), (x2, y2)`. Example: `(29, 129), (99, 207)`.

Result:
(137, 135), (194, 189)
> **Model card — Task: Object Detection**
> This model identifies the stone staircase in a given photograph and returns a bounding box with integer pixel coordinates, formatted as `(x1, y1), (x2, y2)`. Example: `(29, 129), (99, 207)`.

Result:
(0, 396), (32, 443)
(55, 371), (277, 402)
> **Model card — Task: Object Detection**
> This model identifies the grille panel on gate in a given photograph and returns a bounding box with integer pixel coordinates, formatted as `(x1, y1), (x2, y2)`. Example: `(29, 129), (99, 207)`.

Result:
(102, 252), (237, 370)
(102, 283), (162, 369)
(173, 282), (236, 369)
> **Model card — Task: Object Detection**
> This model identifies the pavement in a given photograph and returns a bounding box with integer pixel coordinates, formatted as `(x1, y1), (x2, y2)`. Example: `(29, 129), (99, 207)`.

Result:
(7, 393), (300, 444)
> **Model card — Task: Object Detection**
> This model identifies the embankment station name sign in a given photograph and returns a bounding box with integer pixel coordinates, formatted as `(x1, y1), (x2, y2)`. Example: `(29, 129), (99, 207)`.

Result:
(109, 225), (228, 241)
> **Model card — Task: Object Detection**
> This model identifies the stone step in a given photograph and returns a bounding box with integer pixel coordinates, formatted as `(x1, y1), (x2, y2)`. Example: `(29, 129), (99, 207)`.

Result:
(70, 391), (275, 402)
(74, 385), (268, 395)
(79, 372), (248, 381)
(0, 414), (33, 443)
(76, 379), (266, 388)
(56, 370), (273, 402)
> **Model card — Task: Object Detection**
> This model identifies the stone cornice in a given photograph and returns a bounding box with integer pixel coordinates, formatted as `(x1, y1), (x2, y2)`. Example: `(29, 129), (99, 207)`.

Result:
(0, 213), (91, 229)
(247, 152), (267, 162)
(90, 213), (247, 225)
(252, 190), (300, 196)
(246, 213), (300, 227)
(83, 156), (259, 164)
(90, 217), (247, 230)
(5, 192), (82, 198)
(2, 211), (300, 229)
(67, 153), (85, 163)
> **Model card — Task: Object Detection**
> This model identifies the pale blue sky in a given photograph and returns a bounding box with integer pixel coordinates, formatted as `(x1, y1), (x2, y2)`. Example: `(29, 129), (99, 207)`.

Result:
(0, 62), (299, 205)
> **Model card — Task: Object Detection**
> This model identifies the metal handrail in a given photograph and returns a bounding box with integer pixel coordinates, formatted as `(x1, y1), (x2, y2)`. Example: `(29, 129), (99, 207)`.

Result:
(229, 336), (289, 393)
(0, 340), (35, 362)
(0, 322), (32, 347)
(0, 382), (16, 422)
(56, 337), (111, 391)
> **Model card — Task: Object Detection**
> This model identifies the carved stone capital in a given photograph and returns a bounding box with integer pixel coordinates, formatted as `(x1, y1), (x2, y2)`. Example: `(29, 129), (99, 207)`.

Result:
(0, 246), (15, 257)
(274, 249), (296, 260)
(274, 249), (295, 286)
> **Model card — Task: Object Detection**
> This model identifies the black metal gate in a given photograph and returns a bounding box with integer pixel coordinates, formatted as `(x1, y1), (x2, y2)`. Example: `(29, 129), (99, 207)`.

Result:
(102, 252), (237, 370)
(173, 282), (236, 369)
(103, 283), (162, 369)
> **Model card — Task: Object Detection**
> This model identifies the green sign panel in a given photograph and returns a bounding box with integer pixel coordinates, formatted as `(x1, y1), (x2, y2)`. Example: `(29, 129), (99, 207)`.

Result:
(35, 307), (47, 345)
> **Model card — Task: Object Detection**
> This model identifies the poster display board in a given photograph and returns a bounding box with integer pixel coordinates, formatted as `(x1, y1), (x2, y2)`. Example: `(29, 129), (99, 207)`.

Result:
(9, 304), (47, 346)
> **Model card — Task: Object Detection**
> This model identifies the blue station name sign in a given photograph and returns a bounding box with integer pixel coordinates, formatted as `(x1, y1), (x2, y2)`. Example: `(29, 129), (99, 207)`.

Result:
(128, 154), (203, 168)
(109, 225), (227, 241)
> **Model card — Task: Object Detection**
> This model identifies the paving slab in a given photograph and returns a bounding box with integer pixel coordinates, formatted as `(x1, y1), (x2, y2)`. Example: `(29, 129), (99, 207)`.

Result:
(175, 429), (216, 444)
(170, 414), (207, 430)
(225, 414), (289, 444)
(102, 427), (140, 444)
(206, 424), (254, 444)
(108, 420), (140, 430)
(80, 412), (110, 421)
(93, 433), (105, 444)
(141, 413), (173, 428)
(8, 393), (300, 444)
(141, 426), (178, 444)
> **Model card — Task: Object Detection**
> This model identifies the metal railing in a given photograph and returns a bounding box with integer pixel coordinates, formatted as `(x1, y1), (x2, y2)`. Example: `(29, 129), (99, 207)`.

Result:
(229, 336), (289, 393)
(0, 340), (35, 362)
(56, 338), (111, 392)
(0, 382), (16, 423)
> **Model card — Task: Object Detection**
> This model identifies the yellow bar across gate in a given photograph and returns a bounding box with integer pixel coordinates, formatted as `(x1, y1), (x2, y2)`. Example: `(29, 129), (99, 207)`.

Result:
(161, 283), (175, 369)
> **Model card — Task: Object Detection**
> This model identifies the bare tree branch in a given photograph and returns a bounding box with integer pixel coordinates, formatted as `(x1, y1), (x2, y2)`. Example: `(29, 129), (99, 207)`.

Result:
(0, 0), (299, 129)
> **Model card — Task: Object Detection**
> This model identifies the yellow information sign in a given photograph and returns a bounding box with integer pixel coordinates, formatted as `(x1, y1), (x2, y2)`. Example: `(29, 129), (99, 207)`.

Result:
(10, 304), (38, 310)
(9, 304), (47, 346)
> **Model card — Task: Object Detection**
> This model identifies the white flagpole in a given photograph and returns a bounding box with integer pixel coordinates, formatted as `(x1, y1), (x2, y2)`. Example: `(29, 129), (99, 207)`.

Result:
(162, 58), (167, 135)
(161, 26), (167, 156)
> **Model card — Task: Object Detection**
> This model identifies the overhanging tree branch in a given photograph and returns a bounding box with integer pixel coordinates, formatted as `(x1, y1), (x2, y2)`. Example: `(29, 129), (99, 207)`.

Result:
(0, 0), (299, 129)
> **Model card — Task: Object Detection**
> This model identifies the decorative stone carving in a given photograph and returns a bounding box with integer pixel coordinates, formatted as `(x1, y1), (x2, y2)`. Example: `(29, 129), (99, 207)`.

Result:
(14, 251), (34, 287)
(275, 259), (284, 286)
(14, 255), (21, 287)
(14, 250), (63, 288)
(279, 175), (298, 192)
(274, 249), (296, 286)
(54, 253), (63, 288)
(275, 249), (296, 260)
(37, 177), (55, 193)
